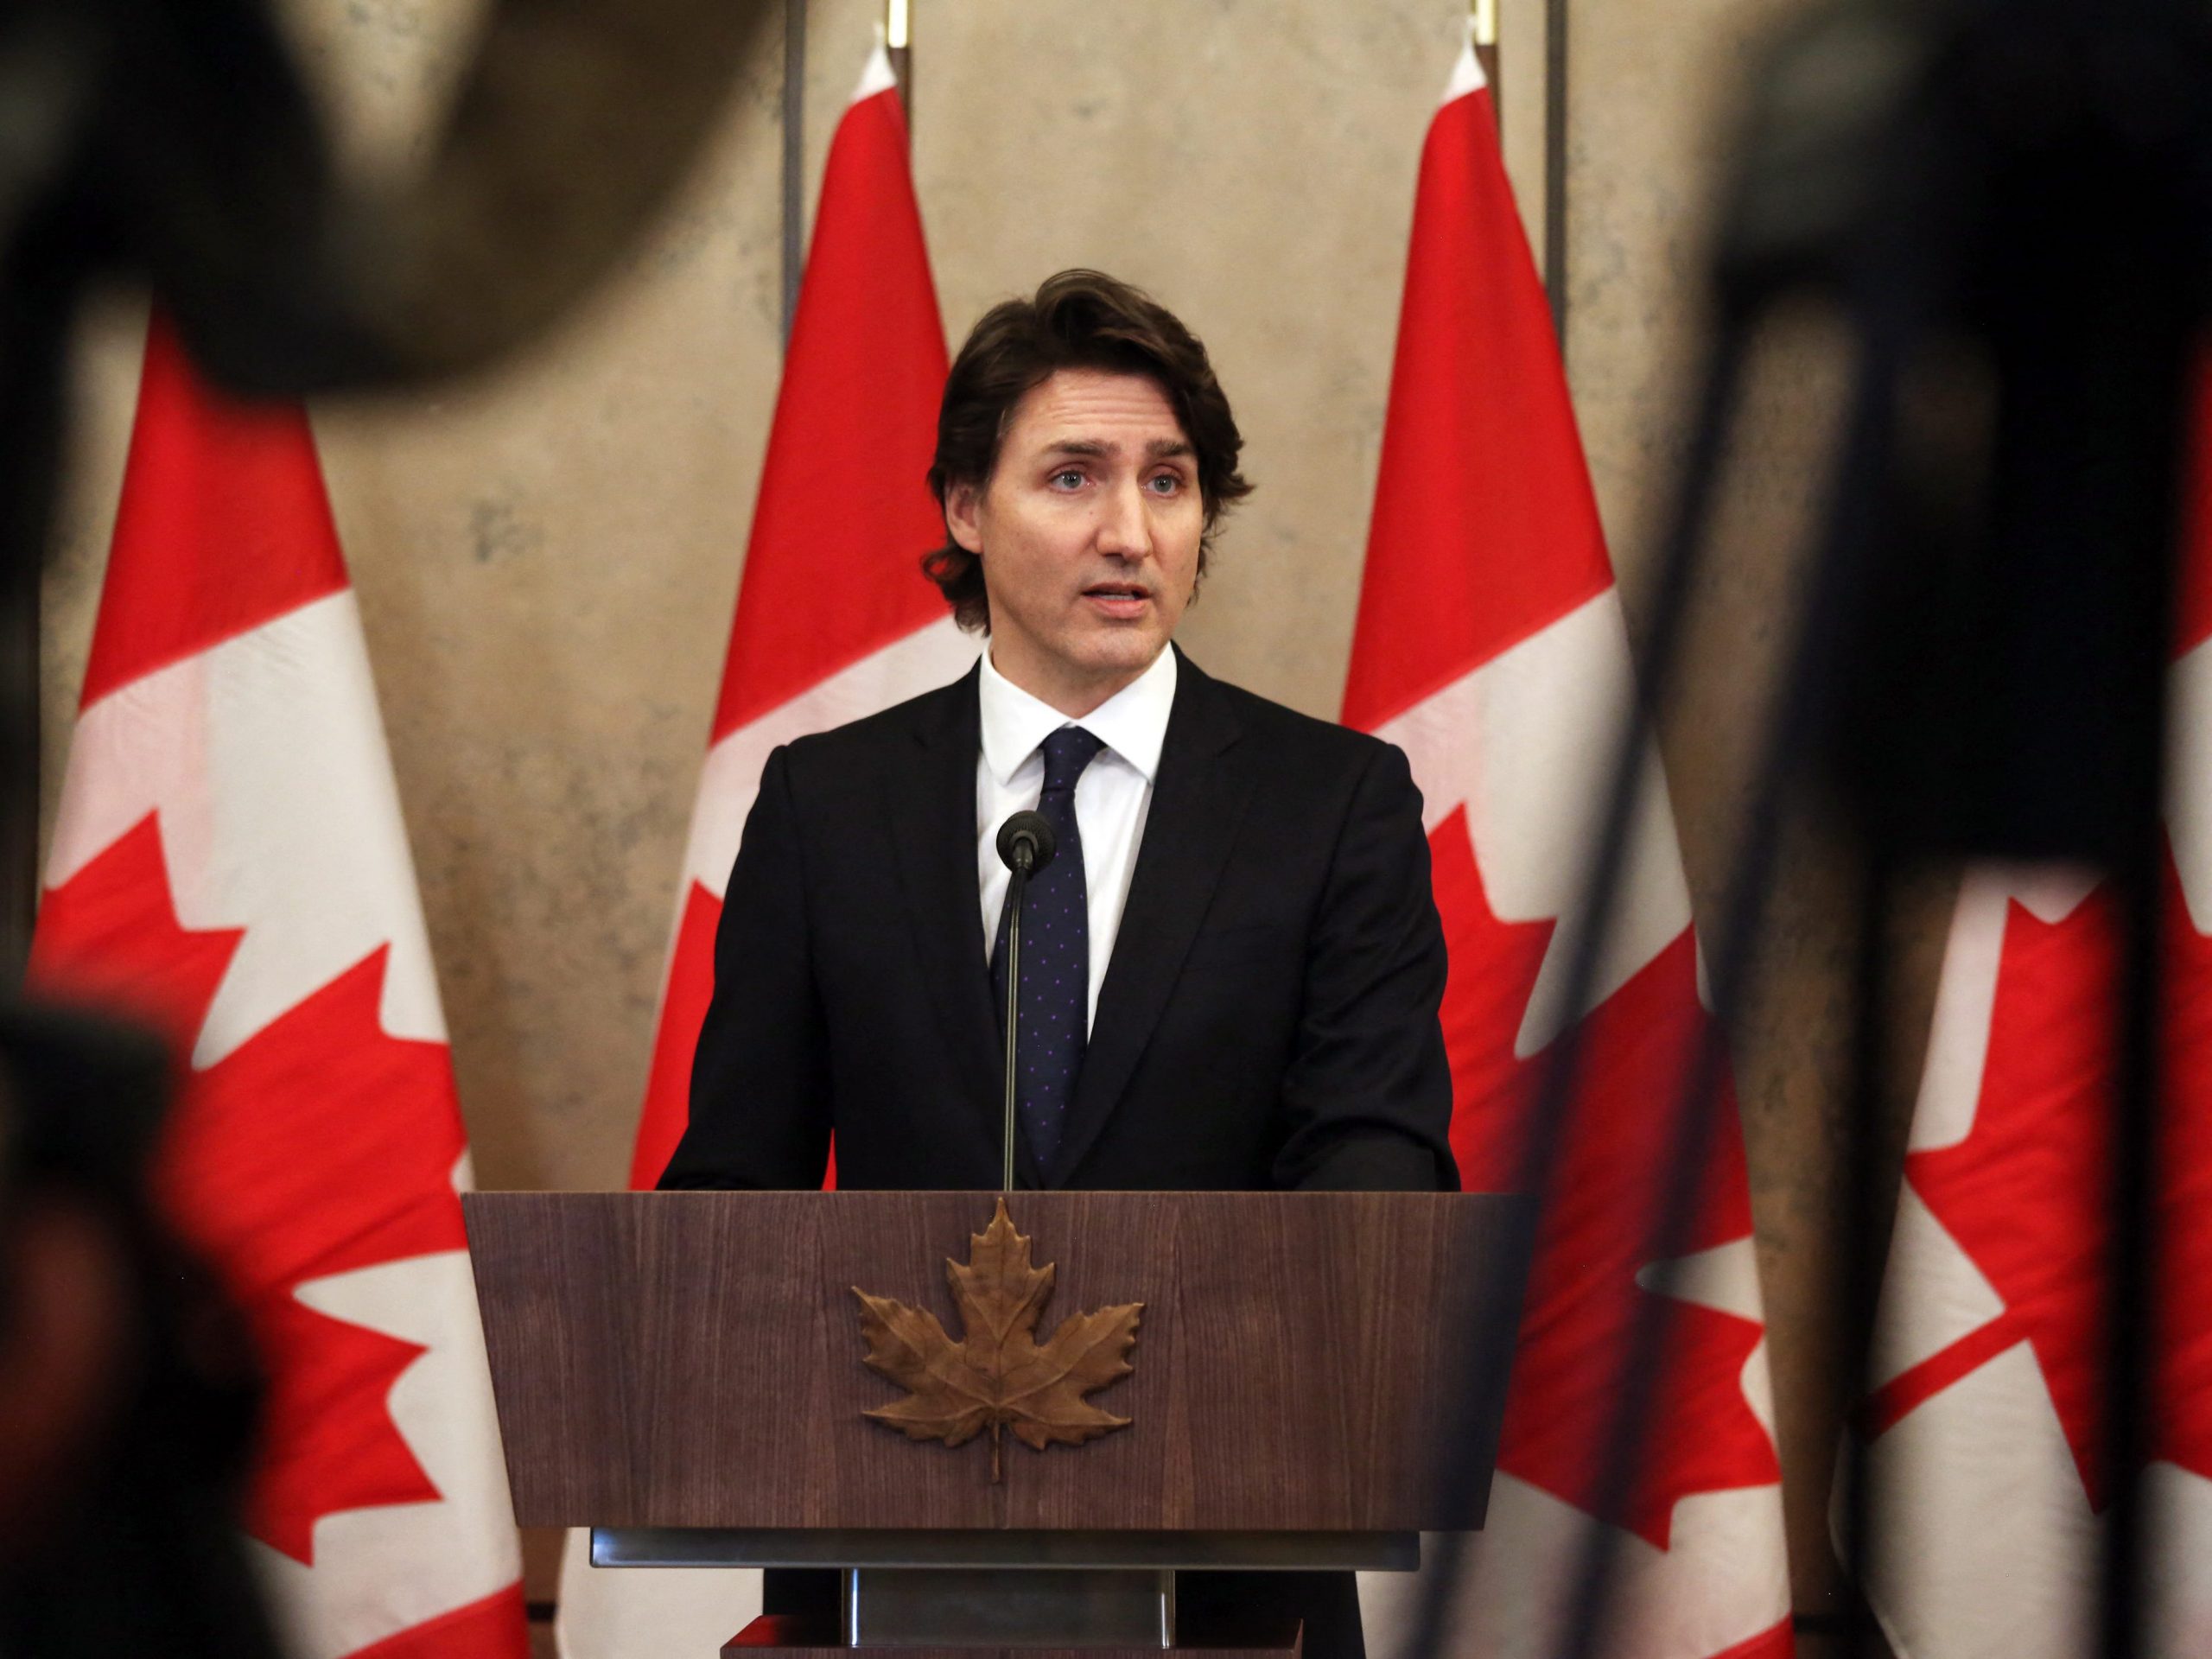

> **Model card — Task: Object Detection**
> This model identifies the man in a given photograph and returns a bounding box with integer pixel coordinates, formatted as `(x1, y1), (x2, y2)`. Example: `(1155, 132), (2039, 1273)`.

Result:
(664, 268), (1454, 1194)
(661, 270), (1455, 1653)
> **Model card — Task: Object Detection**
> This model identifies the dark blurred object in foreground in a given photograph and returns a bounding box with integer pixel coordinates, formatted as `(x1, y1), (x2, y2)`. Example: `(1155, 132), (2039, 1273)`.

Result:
(0, 1001), (281, 1659)
(1406, 4), (2212, 1658)
(2, 0), (772, 393)
(1712, 0), (2212, 865)
(1709, 10), (2212, 1658)
(0, 0), (775, 1650)
(0, 0), (773, 951)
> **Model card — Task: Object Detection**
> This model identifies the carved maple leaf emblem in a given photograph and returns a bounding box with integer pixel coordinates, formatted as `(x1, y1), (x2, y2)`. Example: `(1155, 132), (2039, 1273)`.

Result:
(853, 1198), (1141, 1481)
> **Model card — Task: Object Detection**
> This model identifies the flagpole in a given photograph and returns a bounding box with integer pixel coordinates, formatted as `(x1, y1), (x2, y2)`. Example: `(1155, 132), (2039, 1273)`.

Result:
(1471, 0), (1499, 128)
(780, 0), (805, 348)
(1543, 0), (1567, 344)
(887, 0), (912, 132)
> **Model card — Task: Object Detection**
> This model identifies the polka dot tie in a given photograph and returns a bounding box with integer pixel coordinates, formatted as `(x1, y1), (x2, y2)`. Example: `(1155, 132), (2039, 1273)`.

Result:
(992, 725), (1105, 1174)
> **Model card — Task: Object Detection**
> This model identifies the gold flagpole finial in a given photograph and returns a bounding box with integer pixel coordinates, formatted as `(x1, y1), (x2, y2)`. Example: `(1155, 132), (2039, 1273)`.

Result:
(1471, 0), (1498, 49)
(887, 0), (911, 51)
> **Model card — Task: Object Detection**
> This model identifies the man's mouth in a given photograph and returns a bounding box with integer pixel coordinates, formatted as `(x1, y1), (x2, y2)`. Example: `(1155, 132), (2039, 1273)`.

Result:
(1083, 582), (1151, 617)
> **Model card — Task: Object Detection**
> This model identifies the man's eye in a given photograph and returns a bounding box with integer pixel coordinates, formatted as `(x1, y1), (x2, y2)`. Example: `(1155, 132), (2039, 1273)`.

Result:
(1050, 469), (1084, 489)
(1147, 474), (1183, 494)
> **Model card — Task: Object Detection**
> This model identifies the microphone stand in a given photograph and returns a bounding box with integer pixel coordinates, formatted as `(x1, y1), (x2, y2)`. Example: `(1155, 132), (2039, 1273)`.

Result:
(1001, 855), (1029, 1192)
(994, 810), (1057, 1192)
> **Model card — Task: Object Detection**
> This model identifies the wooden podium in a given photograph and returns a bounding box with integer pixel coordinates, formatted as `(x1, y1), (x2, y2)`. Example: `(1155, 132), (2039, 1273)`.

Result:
(465, 1190), (1533, 1656)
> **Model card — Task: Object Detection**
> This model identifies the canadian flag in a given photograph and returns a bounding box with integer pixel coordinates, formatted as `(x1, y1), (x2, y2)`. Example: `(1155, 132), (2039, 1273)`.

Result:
(1846, 419), (2212, 1656)
(26, 313), (528, 1657)
(1344, 33), (1793, 1659)
(553, 37), (969, 1657)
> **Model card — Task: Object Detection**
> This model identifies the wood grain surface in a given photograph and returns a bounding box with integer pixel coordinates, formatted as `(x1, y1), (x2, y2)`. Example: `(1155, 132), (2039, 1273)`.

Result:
(464, 1192), (1533, 1532)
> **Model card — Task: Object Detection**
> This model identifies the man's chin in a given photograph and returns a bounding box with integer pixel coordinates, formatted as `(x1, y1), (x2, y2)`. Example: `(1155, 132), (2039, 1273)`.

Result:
(1069, 631), (1168, 679)
(991, 618), (1174, 709)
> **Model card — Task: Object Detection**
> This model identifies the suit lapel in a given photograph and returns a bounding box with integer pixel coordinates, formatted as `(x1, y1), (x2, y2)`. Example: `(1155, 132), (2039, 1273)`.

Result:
(1046, 653), (1252, 1188)
(884, 667), (1002, 1141)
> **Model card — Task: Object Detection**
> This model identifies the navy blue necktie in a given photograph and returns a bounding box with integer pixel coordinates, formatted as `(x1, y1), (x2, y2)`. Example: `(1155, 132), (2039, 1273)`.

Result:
(993, 725), (1105, 1173)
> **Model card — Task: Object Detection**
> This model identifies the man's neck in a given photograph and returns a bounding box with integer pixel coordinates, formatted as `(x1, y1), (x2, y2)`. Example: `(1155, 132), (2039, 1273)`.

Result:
(985, 645), (1164, 720)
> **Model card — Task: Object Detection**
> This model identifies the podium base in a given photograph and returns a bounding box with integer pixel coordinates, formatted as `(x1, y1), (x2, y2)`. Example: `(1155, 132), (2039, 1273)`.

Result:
(722, 1613), (1303, 1658)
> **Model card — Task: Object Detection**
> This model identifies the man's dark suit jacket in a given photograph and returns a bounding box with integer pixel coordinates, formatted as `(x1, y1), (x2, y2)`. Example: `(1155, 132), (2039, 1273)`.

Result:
(660, 648), (1458, 1195)
(658, 648), (1458, 1657)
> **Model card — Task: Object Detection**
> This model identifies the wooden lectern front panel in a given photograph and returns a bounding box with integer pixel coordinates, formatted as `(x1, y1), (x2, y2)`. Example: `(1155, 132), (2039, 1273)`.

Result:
(465, 1191), (1529, 1533)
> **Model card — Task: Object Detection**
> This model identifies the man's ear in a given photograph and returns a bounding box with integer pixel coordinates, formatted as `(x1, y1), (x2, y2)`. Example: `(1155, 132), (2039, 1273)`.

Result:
(945, 481), (985, 555)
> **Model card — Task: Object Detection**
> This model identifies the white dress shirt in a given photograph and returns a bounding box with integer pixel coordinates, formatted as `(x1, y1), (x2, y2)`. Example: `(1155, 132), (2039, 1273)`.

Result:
(976, 645), (1177, 1036)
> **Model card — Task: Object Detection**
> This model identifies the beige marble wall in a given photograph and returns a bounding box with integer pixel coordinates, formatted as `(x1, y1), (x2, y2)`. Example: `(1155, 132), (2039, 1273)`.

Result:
(41, 0), (1913, 1633)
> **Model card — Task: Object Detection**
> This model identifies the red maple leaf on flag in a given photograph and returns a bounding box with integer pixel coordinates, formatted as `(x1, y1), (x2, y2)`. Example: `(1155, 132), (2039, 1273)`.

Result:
(1861, 849), (2212, 1500)
(1430, 807), (1780, 1548)
(29, 813), (470, 1562)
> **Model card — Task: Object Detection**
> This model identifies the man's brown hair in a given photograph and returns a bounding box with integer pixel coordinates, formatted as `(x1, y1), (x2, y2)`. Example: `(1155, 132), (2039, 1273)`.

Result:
(923, 269), (1254, 632)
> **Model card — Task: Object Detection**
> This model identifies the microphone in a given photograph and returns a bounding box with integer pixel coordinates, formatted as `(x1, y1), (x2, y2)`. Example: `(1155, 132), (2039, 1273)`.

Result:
(996, 810), (1057, 878)
(994, 810), (1058, 1188)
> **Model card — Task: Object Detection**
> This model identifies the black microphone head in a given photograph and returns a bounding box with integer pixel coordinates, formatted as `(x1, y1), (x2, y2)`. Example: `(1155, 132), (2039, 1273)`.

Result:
(996, 810), (1057, 876)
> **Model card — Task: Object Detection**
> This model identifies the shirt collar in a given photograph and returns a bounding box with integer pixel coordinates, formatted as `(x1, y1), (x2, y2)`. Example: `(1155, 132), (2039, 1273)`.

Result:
(978, 645), (1178, 786)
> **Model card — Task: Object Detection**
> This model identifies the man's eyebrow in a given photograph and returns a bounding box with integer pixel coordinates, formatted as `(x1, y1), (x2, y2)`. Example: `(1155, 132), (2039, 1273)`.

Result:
(1036, 437), (1195, 461)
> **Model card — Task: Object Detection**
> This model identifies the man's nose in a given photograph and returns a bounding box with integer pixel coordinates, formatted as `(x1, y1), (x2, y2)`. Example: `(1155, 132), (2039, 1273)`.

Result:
(1095, 480), (1154, 559)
